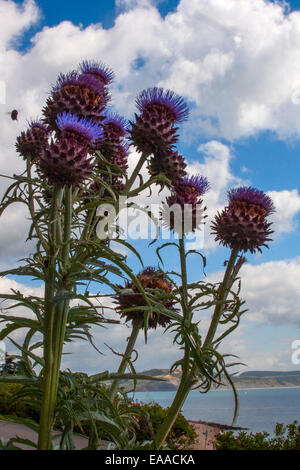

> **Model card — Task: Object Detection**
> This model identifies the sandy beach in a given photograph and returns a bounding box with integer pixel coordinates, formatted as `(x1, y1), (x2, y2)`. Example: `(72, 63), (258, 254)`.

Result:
(187, 420), (246, 450)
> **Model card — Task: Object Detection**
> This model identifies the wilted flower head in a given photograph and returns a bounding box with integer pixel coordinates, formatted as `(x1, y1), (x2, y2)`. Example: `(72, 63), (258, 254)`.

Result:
(115, 267), (176, 329)
(56, 112), (103, 144)
(16, 120), (50, 160)
(43, 69), (110, 130)
(79, 60), (115, 86)
(130, 87), (188, 156)
(161, 174), (209, 235)
(211, 186), (275, 254)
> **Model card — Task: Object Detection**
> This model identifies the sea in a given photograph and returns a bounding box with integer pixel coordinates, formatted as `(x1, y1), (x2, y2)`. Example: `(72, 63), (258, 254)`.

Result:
(131, 388), (300, 436)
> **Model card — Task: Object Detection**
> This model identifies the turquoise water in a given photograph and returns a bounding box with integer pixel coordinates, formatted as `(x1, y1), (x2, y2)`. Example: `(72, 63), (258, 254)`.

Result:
(132, 388), (300, 435)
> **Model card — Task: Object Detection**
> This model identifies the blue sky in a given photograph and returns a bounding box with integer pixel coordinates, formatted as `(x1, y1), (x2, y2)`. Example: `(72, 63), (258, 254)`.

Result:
(1, 0), (300, 375)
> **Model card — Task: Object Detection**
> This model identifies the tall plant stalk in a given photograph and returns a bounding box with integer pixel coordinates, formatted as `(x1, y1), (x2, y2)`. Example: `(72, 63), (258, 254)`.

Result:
(109, 319), (142, 401)
(154, 243), (241, 449)
(38, 186), (73, 450)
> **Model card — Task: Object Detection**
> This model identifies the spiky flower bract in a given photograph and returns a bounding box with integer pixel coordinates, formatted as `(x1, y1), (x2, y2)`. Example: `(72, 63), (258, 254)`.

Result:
(115, 267), (176, 329)
(161, 174), (209, 234)
(43, 70), (110, 130)
(211, 186), (275, 254)
(148, 149), (187, 184)
(94, 112), (129, 176)
(130, 87), (188, 156)
(56, 112), (103, 144)
(38, 137), (93, 187)
(16, 120), (50, 160)
(79, 60), (115, 86)
(103, 113), (128, 141)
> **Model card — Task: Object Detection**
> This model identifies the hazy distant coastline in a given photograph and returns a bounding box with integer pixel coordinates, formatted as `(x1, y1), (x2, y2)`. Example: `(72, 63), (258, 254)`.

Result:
(120, 369), (300, 392)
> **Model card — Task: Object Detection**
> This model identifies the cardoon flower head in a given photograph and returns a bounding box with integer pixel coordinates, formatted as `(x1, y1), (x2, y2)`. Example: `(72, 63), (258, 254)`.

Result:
(43, 69), (109, 130)
(148, 149), (187, 184)
(56, 112), (103, 144)
(94, 112), (130, 175)
(115, 267), (176, 329)
(79, 60), (115, 86)
(136, 87), (189, 124)
(103, 113), (129, 141)
(38, 136), (93, 187)
(16, 120), (50, 160)
(161, 174), (209, 234)
(228, 186), (275, 215)
(174, 175), (210, 202)
(211, 186), (275, 254)
(130, 87), (188, 156)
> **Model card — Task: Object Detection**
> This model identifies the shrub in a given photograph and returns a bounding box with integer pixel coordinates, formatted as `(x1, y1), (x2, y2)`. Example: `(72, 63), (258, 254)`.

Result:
(0, 383), (40, 423)
(129, 402), (197, 449)
(216, 421), (300, 450)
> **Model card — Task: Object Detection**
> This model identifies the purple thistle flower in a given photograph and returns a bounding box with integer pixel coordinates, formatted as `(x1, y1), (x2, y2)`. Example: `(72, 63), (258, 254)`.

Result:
(175, 175), (210, 197)
(103, 112), (129, 139)
(136, 87), (189, 123)
(79, 60), (115, 86)
(228, 186), (275, 215)
(52, 71), (105, 97)
(211, 186), (275, 254)
(161, 174), (209, 235)
(16, 119), (50, 160)
(51, 71), (79, 92)
(130, 87), (188, 156)
(43, 70), (109, 130)
(28, 119), (49, 133)
(148, 149), (187, 183)
(56, 112), (103, 144)
(38, 136), (93, 187)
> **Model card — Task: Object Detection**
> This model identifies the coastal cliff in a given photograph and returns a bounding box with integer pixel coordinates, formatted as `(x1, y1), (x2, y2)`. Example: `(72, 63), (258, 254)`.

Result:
(121, 369), (300, 392)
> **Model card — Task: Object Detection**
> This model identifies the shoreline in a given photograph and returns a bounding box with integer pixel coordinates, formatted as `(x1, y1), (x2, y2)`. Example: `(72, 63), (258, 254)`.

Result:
(135, 385), (300, 393)
(212, 386), (300, 392)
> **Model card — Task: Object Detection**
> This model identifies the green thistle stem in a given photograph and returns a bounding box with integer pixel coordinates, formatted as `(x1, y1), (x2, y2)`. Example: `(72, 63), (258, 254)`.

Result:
(125, 152), (149, 192)
(47, 186), (73, 435)
(81, 208), (96, 241)
(108, 319), (142, 401)
(155, 249), (240, 448)
(38, 186), (63, 450)
(154, 238), (192, 449)
(204, 248), (239, 347)
(154, 368), (193, 449)
(38, 186), (73, 450)
(26, 159), (49, 252)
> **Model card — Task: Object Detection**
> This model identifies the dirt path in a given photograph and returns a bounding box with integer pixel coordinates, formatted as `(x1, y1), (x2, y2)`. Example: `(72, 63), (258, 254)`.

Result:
(0, 419), (243, 450)
(0, 420), (100, 450)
